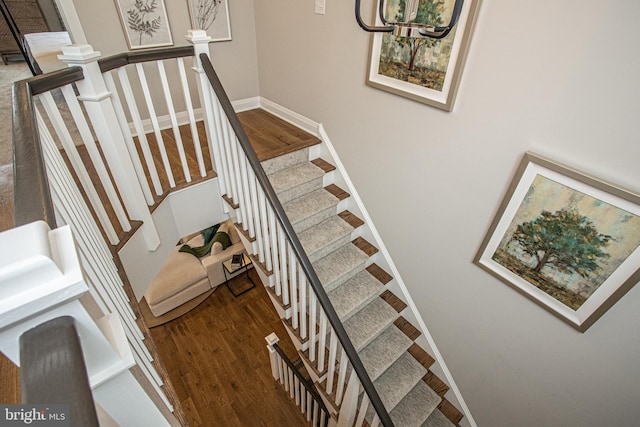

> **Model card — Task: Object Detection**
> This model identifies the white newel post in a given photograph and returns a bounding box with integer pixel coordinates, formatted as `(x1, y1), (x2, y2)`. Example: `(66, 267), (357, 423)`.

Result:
(58, 45), (160, 251)
(0, 222), (170, 426)
(265, 332), (281, 382)
(187, 30), (228, 201)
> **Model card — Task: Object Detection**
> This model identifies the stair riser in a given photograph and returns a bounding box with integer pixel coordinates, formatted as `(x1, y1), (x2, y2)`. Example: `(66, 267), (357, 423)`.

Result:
(308, 235), (352, 263)
(292, 206), (338, 233)
(262, 148), (309, 174)
(322, 260), (368, 293)
(276, 177), (324, 204)
(332, 292), (381, 323)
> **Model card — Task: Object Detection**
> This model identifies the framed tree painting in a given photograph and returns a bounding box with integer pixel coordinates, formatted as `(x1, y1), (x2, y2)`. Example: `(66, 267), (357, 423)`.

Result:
(366, 0), (481, 111)
(475, 152), (640, 332)
(115, 0), (174, 50)
(187, 0), (232, 42)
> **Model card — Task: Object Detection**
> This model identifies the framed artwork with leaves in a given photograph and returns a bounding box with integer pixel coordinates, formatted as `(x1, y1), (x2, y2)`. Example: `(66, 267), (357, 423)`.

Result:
(115, 0), (174, 50)
(475, 152), (640, 332)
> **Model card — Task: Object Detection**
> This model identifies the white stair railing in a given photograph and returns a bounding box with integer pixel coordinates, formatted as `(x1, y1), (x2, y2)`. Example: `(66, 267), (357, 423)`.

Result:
(198, 55), (394, 426)
(97, 35), (214, 203)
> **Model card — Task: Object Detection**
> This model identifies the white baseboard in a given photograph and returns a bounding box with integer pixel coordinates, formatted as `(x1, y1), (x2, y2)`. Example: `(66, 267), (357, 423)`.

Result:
(233, 96), (261, 112)
(258, 97), (320, 137)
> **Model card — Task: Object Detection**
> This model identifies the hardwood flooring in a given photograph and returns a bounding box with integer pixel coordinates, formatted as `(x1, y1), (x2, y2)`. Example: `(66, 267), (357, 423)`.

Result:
(149, 268), (308, 427)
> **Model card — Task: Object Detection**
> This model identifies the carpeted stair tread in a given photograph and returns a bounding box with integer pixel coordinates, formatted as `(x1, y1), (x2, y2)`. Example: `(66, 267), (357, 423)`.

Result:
(312, 243), (370, 292)
(327, 270), (383, 321)
(358, 325), (413, 381)
(421, 409), (455, 427)
(299, 216), (355, 262)
(269, 162), (325, 203)
(261, 147), (309, 175)
(390, 380), (442, 427)
(344, 297), (398, 351)
(374, 352), (427, 412)
(283, 189), (339, 232)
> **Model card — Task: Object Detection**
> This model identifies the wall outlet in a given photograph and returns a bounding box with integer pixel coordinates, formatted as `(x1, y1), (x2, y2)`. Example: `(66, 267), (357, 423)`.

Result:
(315, 0), (325, 15)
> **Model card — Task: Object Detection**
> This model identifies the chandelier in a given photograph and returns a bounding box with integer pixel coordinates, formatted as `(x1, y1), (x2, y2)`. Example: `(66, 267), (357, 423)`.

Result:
(355, 0), (464, 39)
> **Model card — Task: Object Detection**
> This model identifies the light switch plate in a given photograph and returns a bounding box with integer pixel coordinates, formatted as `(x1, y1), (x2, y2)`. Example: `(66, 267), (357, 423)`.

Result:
(315, 0), (325, 15)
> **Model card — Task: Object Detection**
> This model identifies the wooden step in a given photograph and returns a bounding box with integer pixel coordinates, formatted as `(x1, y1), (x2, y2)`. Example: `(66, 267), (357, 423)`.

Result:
(310, 158), (336, 173)
(234, 222), (257, 243)
(423, 370), (449, 398)
(365, 263), (393, 285)
(325, 184), (349, 201)
(338, 209), (365, 229)
(438, 398), (464, 425)
(394, 317), (421, 341)
(352, 236), (378, 257)
(380, 289), (407, 313)
(222, 194), (239, 209)
(408, 343), (435, 371)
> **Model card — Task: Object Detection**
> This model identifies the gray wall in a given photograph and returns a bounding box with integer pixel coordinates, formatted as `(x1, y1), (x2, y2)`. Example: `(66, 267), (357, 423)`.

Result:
(71, 0), (259, 101)
(253, 1), (640, 426)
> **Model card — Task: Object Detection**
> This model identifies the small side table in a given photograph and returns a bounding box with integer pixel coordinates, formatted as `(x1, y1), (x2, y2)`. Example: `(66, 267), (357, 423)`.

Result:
(222, 253), (255, 297)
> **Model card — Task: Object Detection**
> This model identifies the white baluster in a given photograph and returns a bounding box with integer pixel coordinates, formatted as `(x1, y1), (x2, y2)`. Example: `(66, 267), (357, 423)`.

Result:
(157, 59), (191, 183)
(309, 292), (317, 362)
(338, 371), (362, 427)
(135, 63), (175, 188)
(279, 229), (289, 306)
(318, 310), (327, 373)
(176, 57), (206, 177)
(240, 157), (255, 238)
(113, 67), (163, 197)
(102, 70), (155, 204)
(336, 348), (348, 405)
(326, 329), (338, 394)
(300, 273), (308, 340)
(37, 95), (120, 245)
(290, 248), (299, 330)
(270, 210), (282, 295)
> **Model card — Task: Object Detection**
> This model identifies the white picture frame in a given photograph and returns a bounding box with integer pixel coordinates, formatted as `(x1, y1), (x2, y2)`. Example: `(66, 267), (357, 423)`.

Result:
(114, 0), (174, 50)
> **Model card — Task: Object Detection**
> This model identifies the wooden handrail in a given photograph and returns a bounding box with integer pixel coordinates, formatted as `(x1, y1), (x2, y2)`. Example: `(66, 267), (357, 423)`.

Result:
(98, 45), (195, 73)
(20, 317), (99, 426)
(200, 53), (395, 427)
(12, 66), (85, 228)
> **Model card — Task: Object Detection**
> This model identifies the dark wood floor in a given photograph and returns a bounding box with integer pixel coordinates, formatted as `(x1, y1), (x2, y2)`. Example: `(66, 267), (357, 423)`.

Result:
(1, 107), (321, 424)
(150, 268), (308, 426)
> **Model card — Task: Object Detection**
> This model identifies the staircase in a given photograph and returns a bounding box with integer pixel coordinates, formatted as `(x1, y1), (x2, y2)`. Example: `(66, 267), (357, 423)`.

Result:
(230, 144), (464, 426)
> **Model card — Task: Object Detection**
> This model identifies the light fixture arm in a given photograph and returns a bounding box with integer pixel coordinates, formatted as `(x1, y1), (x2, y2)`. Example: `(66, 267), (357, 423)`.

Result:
(355, 0), (465, 39)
